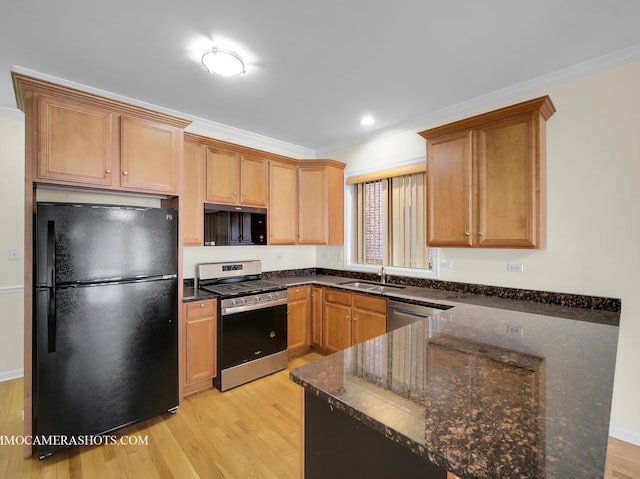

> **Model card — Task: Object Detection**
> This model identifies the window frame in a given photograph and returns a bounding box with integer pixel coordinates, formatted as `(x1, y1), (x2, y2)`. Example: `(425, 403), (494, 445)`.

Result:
(344, 160), (439, 280)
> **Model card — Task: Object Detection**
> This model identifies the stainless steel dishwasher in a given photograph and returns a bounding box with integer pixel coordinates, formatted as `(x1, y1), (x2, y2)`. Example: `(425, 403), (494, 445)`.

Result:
(387, 300), (444, 331)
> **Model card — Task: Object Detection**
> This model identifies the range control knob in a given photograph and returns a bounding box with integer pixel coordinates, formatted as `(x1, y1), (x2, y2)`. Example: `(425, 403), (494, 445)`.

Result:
(254, 295), (260, 303)
(267, 293), (273, 300)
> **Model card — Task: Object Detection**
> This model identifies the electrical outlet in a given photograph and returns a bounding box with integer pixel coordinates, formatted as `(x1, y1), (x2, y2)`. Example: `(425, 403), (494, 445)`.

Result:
(440, 260), (453, 269)
(507, 325), (524, 336)
(8, 248), (21, 261)
(507, 263), (523, 272)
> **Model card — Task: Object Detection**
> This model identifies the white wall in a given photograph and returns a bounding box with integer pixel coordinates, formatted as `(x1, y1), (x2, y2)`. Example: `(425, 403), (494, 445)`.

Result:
(0, 112), (25, 380)
(327, 60), (640, 444)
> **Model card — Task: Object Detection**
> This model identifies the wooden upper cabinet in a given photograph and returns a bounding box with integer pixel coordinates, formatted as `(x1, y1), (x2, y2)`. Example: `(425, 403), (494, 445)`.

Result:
(120, 116), (180, 194)
(298, 161), (344, 245)
(36, 95), (116, 187)
(476, 114), (538, 247)
(240, 154), (268, 206)
(419, 96), (555, 248)
(183, 139), (206, 245)
(15, 74), (189, 196)
(269, 160), (298, 244)
(206, 147), (240, 204)
(426, 130), (474, 246)
(205, 148), (267, 207)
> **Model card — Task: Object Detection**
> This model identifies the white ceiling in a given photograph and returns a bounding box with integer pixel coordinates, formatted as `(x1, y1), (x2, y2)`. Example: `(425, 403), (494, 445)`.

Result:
(1, 0), (640, 154)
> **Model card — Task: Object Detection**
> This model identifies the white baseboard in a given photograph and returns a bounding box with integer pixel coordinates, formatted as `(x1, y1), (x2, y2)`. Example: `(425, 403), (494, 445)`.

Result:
(610, 426), (640, 446)
(0, 369), (24, 382)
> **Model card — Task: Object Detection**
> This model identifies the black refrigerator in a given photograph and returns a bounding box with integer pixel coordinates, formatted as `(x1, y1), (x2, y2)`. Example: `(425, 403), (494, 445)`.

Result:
(33, 202), (179, 459)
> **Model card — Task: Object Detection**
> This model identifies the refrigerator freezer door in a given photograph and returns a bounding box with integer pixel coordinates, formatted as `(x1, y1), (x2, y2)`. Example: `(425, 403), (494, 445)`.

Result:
(34, 278), (178, 458)
(35, 203), (177, 286)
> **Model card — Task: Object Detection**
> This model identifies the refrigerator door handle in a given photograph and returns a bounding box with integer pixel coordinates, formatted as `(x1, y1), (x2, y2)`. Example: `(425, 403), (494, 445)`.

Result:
(46, 221), (55, 287)
(47, 221), (57, 352)
(47, 289), (57, 353)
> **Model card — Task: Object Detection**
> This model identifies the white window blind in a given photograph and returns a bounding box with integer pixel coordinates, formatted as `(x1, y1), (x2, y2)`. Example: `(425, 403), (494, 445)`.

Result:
(353, 171), (432, 270)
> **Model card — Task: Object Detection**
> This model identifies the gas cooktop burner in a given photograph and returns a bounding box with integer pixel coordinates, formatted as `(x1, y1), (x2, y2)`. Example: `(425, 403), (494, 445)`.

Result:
(200, 279), (283, 297)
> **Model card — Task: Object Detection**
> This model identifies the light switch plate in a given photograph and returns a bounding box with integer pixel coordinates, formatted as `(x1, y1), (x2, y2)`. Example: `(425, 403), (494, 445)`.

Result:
(8, 248), (21, 261)
(507, 263), (524, 272)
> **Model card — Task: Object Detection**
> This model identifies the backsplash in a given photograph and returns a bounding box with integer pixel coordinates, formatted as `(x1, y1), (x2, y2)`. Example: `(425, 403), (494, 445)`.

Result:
(264, 268), (621, 312)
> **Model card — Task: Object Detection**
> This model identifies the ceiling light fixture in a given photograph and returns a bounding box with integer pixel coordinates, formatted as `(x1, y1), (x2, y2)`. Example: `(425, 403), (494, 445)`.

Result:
(360, 115), (375, 126)
(201, 47), (245, 76)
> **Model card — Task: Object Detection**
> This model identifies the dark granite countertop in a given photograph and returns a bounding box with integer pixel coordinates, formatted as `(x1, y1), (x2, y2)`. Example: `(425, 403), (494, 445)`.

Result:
(184, 270), (619, 477)
(289, 291), (619, 479)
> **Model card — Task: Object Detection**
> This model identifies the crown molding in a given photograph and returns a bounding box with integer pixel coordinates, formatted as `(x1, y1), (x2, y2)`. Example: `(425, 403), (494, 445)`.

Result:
(10, 65), (315, 159)
(316, 44), (640, 156)
(0, 105), (24, 120)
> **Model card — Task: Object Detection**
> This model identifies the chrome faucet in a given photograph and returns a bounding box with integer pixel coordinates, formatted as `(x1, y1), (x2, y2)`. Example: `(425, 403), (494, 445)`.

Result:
(378, 266), (386, 284)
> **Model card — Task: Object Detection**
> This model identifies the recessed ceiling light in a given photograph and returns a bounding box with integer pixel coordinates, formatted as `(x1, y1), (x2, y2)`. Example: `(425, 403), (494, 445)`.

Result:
(360, 115), (375, 126)
(201, 47), (246, 76)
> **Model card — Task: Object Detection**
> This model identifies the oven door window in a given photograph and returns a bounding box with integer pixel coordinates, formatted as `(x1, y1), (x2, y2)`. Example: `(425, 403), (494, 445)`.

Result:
(221, 303), (287, 369)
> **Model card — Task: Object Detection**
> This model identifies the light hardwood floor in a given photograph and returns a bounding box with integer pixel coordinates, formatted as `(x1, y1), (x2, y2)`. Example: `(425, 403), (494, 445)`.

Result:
(1, 352), (638, 478)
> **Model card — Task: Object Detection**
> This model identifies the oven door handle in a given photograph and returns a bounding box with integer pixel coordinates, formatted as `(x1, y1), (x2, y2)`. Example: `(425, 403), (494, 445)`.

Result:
(222, 297), (288, 316)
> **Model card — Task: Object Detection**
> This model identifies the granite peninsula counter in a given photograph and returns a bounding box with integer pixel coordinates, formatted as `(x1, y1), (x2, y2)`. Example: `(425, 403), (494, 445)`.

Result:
(287, 277), (619, 479)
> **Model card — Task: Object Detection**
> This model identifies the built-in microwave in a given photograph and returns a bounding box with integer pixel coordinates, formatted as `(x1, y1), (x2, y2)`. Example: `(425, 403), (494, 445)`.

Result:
(203, 203), (267, 246)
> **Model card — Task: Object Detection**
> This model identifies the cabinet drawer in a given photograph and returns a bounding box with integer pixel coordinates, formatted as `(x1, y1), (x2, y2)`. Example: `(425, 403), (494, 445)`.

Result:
(352, 294), (387, 314)
(324, 289), (352, 306)
(186, 300), (216, 320)
(288, 285), (310, 301)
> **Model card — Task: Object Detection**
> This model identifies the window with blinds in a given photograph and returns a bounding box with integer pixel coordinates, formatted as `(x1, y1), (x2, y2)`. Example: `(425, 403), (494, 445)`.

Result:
(353, 170), (432, 270)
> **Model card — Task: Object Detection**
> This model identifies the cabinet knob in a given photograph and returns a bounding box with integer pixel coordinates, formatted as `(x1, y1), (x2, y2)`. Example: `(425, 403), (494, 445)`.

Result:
(296, 289), (299, 293)
(122, 171), (129, 176)
(242, 192), (246, 196)
(346, 314), (350, 320)
(233, 192), (237, 196)
(464, 232), (471, 236)
(478, 232), (484, 236)
(105, 169), (111, 174)
(200, 303), (205, 308)
(353, 316), (357, 321)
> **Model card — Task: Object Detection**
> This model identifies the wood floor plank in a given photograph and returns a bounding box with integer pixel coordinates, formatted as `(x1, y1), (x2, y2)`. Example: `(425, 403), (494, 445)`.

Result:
(2, 351), (636, 478)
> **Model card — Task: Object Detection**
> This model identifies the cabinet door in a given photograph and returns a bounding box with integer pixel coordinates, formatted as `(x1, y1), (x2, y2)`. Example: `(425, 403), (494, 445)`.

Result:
(351, 294), (387, 345)
(287, 286), (311, 353)
(37, 95), (116, 187)
(311, 287), (324, 349)
(185, 301), (217, 385)
(120, 116), (180, 194)
(476, 113), (539, 247)
(269, 161), (298, 244)
(206, 147), (240, 204)
(240, 155), (268, 207)
(298, 166), (327, 244)
(183, 141), (206, 245)
(323, 302), (352, 354)
(426, 130), (474, 246)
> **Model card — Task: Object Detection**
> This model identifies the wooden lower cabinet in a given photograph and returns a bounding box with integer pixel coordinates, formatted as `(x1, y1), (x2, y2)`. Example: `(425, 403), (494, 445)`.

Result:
(287, 286), (311, 356)
(323, 290), (353, 354)
(322, 289), (387, 354)
(310, 286), (324, 350)
(183, 299), (217, 395)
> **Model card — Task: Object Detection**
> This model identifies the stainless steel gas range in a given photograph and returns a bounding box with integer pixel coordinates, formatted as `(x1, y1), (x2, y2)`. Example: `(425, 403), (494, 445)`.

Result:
(197, 260), (288, 391)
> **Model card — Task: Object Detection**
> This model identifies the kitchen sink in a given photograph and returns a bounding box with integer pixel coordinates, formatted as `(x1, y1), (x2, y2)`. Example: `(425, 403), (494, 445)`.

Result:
(339, 281), (405, 292)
